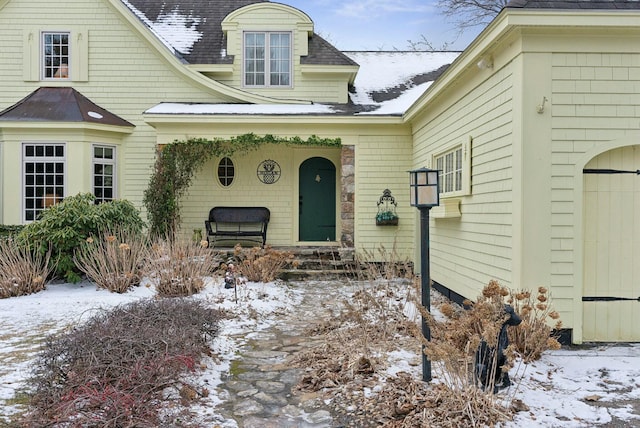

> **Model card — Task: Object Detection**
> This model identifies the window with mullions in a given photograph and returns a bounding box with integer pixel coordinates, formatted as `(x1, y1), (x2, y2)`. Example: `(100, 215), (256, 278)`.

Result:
(217, 157), (235, 187)
(42, 32), (70, 79)
(244, 32), (291, 87)
(93, 145), (116, 203)
(23, 143), (65, 222)
(436, 146), (463, 195)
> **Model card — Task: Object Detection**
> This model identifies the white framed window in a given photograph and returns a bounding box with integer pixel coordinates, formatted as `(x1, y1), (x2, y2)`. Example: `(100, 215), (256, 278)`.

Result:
(24, 28), (88, 82)
(23, 143), (65, 222)
(217, 157), (235, 187)
(93, 145), (116, 203)
(244, 32), (291, 87)
(42, 32), (70, 79)
(433, 137), (472, 198)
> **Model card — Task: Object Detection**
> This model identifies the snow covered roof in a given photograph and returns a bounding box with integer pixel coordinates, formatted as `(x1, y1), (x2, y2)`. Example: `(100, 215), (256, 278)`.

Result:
(121, 0), (355, 66)
(145, 51), (460, 117)
(118, 1), (459, 116)
(344, 51), (460, 115)
(146, 103), (335, 115)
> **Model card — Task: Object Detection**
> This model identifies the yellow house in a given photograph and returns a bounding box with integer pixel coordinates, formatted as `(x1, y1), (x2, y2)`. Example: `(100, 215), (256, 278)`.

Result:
(408, 0), (640, 343)
(1, 0), (639, 343)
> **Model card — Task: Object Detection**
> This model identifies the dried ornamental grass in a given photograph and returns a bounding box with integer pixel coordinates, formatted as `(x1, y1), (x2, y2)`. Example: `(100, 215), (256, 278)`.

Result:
(352, 243), (414, 281)
(0, 238), (51, 298)
(74, 229), (149, 293)
(232, 244), (295, 282)
(146, 239), (220, 297)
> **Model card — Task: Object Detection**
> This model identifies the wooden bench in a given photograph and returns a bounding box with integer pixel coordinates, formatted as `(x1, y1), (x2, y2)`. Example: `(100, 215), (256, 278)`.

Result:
(204, 206), (270, 247)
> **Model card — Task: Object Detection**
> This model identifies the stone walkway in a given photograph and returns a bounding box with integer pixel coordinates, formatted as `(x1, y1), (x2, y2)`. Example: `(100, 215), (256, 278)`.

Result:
(215, 281), (350, 428)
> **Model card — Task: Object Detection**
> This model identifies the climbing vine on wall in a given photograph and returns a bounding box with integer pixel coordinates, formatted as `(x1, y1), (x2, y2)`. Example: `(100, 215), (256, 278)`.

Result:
(143, 133), (341, 238)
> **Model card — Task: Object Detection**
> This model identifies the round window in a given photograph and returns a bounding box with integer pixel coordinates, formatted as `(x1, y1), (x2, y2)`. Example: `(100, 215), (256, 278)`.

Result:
(217, 157), (235, 187)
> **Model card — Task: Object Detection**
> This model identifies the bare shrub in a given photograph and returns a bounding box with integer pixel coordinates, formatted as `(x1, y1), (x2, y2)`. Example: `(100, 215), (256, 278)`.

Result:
(507, 286), (562, 362)
(146, 239), (219, 297)
(74, 229), (149, 293)
(24, 298), (222, 427)
(421, 280), (562, 393)
(414, 280), (512, 399)
(293, 259), (562, 427)
(232, 244), (295, 282)
(0, 238), (51, 298)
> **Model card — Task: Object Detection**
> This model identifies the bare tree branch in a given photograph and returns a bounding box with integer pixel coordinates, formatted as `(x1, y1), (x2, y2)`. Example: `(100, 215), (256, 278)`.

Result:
(437, 0), (509, 29)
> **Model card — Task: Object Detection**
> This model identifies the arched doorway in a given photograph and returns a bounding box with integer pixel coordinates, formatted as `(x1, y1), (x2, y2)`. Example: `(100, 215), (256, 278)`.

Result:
(299, 157), (336, 241)
(582, 145), (640, 341)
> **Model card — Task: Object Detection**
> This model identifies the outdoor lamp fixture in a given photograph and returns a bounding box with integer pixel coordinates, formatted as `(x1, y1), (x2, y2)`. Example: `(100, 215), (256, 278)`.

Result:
(409, 167), (440, 382)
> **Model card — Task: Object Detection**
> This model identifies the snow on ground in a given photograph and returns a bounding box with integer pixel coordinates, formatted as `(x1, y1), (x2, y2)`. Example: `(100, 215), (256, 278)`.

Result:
(0, 278), (303, 423)
(1, 279), (639, 426)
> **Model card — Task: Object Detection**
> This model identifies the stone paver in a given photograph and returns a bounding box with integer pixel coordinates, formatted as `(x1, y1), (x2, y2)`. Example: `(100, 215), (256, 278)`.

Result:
(215, 281), (349, 427)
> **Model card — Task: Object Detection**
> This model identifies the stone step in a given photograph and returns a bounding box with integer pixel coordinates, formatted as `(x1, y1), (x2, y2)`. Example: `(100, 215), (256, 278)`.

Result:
(212, 246), (357, 281)
(278, 269), (355, 281)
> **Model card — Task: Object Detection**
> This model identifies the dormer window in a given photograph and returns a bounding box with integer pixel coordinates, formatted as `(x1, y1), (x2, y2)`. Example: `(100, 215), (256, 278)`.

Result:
(42, 32), (70, 79)
(244, 32), (291, 87)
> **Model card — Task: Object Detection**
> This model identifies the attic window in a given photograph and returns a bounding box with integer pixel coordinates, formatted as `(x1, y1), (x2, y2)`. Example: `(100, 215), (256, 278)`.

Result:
(244, 32), (291, 87)
(42, 32), (70, 79)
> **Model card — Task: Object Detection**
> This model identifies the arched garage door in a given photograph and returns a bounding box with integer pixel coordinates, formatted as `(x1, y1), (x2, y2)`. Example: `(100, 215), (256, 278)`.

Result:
(583, 145), (640, 341)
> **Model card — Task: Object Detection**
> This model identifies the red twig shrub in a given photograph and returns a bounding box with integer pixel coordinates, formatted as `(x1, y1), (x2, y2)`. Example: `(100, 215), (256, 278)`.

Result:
(24, 299), (222, 427)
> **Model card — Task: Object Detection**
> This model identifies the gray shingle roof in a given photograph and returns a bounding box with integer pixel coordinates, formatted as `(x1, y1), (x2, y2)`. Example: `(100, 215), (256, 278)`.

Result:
(0, 87), (134, 127)
(123, 0), (356, 66)
(302, 33), (358, 67)
(507, 0), (640, 9)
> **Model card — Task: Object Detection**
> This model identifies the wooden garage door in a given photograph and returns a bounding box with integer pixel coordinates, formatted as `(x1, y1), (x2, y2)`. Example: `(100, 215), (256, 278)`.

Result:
(583, 145), (640, 342)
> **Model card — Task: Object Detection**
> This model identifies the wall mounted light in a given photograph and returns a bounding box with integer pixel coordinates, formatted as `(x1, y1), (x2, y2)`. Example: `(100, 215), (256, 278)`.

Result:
(537, 96), (548, 114)
(476, 56), (493, 70)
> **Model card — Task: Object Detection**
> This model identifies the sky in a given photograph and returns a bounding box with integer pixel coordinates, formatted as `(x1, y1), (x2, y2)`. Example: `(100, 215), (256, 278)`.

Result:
(282, 0), (484, 51)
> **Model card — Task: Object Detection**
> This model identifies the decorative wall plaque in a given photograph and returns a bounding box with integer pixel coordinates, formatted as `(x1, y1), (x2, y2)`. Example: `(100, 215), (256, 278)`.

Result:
(257, 159), (281, 184)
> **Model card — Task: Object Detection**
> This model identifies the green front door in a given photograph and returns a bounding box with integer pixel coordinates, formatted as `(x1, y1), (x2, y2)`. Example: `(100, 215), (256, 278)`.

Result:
(299, 157), (336, 241)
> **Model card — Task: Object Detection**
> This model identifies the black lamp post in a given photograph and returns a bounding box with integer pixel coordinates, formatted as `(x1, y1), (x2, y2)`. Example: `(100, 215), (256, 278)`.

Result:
(409, 167), (440, 382)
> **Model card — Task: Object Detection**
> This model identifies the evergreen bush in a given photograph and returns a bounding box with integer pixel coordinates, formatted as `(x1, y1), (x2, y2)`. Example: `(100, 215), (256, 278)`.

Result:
(17, 193), (145, 283)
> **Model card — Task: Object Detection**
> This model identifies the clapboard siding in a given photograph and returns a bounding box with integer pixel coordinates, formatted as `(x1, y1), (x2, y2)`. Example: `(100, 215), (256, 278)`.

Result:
(0, 0), (234, 223)
(410, 62), (516, 298)
(354, 134), (414, 256)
